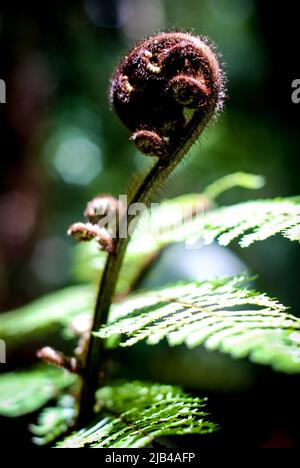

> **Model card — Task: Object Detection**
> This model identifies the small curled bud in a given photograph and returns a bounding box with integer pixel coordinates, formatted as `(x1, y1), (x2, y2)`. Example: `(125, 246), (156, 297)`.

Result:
(110, 32), (224, 159)
(68, 222), (101, 242)
(67, 222), (114, 253)
(37, 347), (79, 374)
(168, 75), (209, 108)
(131, 129), (167, 158)
(84, 195), (120, 225)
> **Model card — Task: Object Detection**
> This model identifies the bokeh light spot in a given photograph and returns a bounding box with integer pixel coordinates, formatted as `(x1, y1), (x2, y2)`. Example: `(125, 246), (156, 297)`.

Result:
(31, 236), (72, 286)
(53, 133), (102, 186)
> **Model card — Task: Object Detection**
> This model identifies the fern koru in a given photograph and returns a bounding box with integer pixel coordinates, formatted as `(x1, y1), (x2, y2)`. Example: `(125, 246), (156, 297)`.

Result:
(0, 31), (299, 449)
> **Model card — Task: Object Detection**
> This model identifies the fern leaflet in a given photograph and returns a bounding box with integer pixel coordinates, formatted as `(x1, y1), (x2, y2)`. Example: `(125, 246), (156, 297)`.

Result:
(0, 285), (93, 348)
(30, 395), (77, 445)
(0, 365), (77, 417)
(132, 196), (300, 251)
(74, 196), (300, 287)
(95, 276), (300, 373)
(57, 381), (216, 448)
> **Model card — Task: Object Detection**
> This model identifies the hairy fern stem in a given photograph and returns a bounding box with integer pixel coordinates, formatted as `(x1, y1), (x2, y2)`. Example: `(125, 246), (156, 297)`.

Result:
(77, 32), (223, 426)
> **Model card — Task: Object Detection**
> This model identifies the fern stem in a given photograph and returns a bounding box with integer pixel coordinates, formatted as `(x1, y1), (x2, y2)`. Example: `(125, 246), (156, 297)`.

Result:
(77, 32), (223, 426)
(77, 107), (217, 426)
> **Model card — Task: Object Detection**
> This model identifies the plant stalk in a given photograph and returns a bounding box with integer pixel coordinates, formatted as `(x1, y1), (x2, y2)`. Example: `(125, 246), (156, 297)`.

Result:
(77, 105), (217, 427)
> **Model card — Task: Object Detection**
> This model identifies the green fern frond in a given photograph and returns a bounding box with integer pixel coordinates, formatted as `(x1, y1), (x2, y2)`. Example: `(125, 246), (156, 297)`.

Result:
(0, 365), (77, 417)
(0, 285), (94, 351)
(133, 196), (300, 251)
(202, 172), (265, 201)
(203, 197), (300, 247)
(284, 224), (300, 242)
(74, 196), (300, 290)
(95, 276), (300, 373)
(57, 381), (216, 448)
(30, 395), (77, 445)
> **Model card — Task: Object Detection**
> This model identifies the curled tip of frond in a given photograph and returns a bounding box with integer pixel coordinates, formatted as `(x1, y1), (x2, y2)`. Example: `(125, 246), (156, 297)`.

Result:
(131, 129), (167, 158)
(84, 195), (120, 225)
(67, 222), (101, 242)
(168, 75), (210, 108)
(37, 347), (79, 374)
(110, 31), (225, 159)
(67, 222), (114, 254)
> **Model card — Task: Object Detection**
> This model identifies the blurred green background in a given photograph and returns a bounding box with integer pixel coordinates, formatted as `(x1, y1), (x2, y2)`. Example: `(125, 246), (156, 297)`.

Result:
(0, 0), (299, 315)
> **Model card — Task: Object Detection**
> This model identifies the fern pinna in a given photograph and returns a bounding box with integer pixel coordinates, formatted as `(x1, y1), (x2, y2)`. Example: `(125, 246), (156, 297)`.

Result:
(0, 31), (300, 449)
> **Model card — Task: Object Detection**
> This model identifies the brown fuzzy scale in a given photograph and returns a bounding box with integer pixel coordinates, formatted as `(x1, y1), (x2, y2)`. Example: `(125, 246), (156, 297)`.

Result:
(109, 32), (224, 158)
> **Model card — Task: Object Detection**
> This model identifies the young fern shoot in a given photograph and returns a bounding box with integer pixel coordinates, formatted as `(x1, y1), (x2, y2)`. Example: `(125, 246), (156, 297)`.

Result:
(76, 32), (225, 426)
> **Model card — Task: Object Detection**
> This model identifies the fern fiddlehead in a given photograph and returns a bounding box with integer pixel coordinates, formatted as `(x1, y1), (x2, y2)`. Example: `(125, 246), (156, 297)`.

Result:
(77, 32), (225, 426)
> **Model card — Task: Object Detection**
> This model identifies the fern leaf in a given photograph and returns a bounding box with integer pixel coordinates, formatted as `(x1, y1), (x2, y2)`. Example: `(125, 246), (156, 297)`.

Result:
(284, 224), (300, 242)
(202, 172), (265, 201)
(0, 285), (94, 352)
(57, 381), (216, 448)
(95, 276), (300, 373)
(30, 395), (77, 445)
(74, 197), (300, 290)
(0, 365), (77, 417)
(134, 196), (300, 250)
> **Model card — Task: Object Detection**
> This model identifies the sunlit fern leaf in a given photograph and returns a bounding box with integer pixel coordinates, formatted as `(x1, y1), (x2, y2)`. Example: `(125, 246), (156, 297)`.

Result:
(56, 381), (216, 448)
(95, 276), (300, 374)
(73, 197), (300, 290)
(0, 285), (94, 351)
(284, 224), (300, 242)
(0, 365), (77, 417)
(132, 197), (300, 252)
(132, 174), (265, 246)
(213, 198), (300, 247)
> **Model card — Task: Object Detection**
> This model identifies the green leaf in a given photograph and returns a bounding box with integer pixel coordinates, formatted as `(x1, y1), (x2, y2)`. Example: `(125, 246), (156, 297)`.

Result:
(57, 381), (216, 448)
(202, 172), (265, 201)
(73, 196), (300, 292)
(0, 365), (77, 417)
(30, 395), (77, 445)
(132, 196), (300, 253)
(192, 197), (300, 248)
(95, 276), (300, 373)
(131, 172), (265, 247)
(0, 285), (94, 348)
